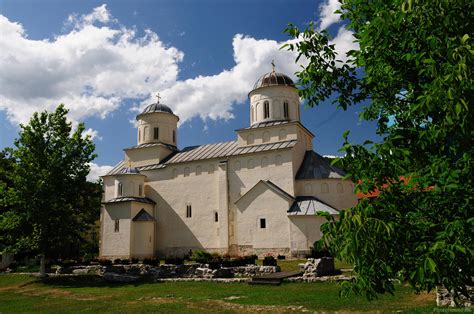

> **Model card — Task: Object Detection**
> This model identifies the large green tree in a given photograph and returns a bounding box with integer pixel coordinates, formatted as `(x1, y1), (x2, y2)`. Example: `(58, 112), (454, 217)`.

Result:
(0, 105), (101, 275)
(285, 0), (473, 300)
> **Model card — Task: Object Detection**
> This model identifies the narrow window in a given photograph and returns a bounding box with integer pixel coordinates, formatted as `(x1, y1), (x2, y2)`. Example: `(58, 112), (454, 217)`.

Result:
(184, 167), (190, 177)
(139, 184), (143, 196)
(186, 204), (192, 218)
(283, 101), (289, 118)
(264, 101), (270, 119)
(114, 219), (120, 232)
(154, 127), (159, 140)
(138, 129), (141, 142)
(337, 183), (344, 193)
(260, 218), (266, 229)
(251, 106), (254, 122)
(117, 182), (123, 197)
(173, 130), (176, 143)
(214, 212), (218, 222)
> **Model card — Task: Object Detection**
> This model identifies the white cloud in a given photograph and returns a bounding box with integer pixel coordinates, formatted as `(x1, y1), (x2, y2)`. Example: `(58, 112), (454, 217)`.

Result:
(0, 4), (357, 131)
(82, 128), (102, 140)
(0, 6), (183, 126)
(318, 0), (342, 30)
(87, 162), (113, 182)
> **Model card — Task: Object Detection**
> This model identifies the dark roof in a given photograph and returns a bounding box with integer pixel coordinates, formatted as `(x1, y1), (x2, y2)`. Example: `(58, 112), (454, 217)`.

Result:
(288, 196), (339, 216)
(124, 142), (178, 151)
(252, 72), (295, 91)
(236, 120), (315, 137)
(117, 167), (141, 174)
(132, 209), (155, 221)
(136, 103), (176, 120)
(102, 197), (156, 205)
(295, 151), (345, 180)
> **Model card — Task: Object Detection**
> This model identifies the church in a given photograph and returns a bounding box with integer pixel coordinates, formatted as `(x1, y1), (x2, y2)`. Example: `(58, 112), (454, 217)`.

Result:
(99, 68), (358, 259)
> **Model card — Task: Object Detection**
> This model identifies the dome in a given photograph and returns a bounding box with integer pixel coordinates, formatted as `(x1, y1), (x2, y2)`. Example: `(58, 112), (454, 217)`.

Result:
(118, 167), (141, 175)
(141, 103), (174, 115)
(252, 72), (295, 90)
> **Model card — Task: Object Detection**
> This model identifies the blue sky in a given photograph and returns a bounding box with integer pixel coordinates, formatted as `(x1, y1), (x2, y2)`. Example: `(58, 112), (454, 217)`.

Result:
(0, 0), (378, 179)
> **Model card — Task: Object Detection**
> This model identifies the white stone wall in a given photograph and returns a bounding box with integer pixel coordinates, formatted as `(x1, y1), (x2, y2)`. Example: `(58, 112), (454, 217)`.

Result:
(295, 179), (357, 210)
(137, 112), (178, 146)
(143, 159), (226, 257)
(101, 202), (132, 258)
(249, 85), (300, 124)
(288, 216), (329, 254)
(124, 145), (174, 168)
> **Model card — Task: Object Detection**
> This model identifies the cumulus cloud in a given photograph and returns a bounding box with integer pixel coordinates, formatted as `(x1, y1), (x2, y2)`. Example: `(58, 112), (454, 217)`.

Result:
(1, 3), (356, 131)
(0, 5), (183, 127)
(87, 162), (114, 182)
(318, 0), (342, 30)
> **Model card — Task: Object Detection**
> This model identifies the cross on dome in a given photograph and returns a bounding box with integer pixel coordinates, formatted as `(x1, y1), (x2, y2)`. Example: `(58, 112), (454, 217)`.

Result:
(155, 92), (161, 104)
(271, 60), (276, 72)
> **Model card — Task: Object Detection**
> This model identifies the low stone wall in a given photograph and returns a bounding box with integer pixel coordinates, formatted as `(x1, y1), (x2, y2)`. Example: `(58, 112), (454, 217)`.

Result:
(436, 286), (473, 308)
(56, 263), (280, 280)
(299, 257), (336, 278)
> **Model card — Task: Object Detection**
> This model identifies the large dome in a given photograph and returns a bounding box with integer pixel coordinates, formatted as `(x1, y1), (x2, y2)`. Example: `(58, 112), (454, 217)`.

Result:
(252, 72), (295, 90)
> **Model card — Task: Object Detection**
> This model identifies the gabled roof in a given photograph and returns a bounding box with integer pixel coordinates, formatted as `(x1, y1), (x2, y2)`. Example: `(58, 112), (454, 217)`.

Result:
(295, 151), (345, 180)
(132, 208), (155, 221)
(288, 196), (339, 216)
(102, 197), (156, 205)
(235, 180), (295, 205)
(105, 139), (299, 175)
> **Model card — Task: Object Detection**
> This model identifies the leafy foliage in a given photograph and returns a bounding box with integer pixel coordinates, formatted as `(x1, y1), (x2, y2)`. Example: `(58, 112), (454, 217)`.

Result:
(285, 0), (473, 300)
(0, 105), (101, 264)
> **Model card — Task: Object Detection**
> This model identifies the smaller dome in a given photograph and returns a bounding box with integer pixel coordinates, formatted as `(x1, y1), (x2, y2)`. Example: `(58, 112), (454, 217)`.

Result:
(141, 103), (174, 115)
(118, 167), (140, 174)
(252, 72), (295, 90)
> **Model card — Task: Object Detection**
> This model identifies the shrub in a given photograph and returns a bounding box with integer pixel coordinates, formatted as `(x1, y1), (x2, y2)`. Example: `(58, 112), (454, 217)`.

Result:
(121, 259), (130, 265)
(191, 250), (213, 264)
(164, 257), (184, 265)
(143, 258), (159, 266)
(263, 256), (277, 266)
(131, 258), (139, 264)
(99, 259), (112, 266)
(113, 258), (122, 265)
(277, 255), (286, 260)
(310, 241), (331, 258)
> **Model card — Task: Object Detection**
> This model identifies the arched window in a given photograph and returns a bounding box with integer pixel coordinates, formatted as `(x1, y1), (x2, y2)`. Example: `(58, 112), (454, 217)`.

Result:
(234, 160), (241, 171)
(139, 184), (143, 196)
(247, 134), (255, 145)
(117, 182), (123, 197)
(208, 164), (215, 174)
(184, 167), (190, 177)
(138, 129), (141, 142)
(143, 126), (149, 141)
(214, 212), (219, 222)
(173, 130), (176, 143)
(337, 183), (344, 193)
(275, 155), (282, 166)
(196, 165), (202, 176)
(283, 101), (289, 118)
(263, 131), (270, 143)
(248, 159), (255, 169)
(154, 127), (159, 140)
(264, 101), (270, 119)
(251, 106), (254, 122)
(255, 103), (259, 121)
(321, 183), (329, 193)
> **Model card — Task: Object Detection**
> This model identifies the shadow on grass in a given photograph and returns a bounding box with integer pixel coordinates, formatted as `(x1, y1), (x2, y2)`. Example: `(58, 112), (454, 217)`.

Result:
(30, 275), (155, 289)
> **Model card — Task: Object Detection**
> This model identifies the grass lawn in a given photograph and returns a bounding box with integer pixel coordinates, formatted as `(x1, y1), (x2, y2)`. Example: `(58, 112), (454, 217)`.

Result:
(0, 274), (437, 313)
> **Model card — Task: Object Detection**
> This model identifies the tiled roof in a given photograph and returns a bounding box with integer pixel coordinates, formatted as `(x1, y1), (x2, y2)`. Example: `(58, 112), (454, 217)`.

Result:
(244, 120), (291, 129)
(295, 151), (345, 180)
(124, 142), (178, 151)
(288, 196), (339, 216)
(102, 197), (156, 204)
(132, 209), (155, 221)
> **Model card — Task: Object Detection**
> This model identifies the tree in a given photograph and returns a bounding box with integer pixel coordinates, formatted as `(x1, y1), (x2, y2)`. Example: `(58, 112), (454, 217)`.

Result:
(0, 105), (101, 275)
(285, 0), (473, 300)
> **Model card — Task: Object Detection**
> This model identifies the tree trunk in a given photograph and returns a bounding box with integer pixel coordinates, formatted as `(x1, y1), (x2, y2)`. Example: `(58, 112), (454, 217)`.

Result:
(39, 253), (46, 277)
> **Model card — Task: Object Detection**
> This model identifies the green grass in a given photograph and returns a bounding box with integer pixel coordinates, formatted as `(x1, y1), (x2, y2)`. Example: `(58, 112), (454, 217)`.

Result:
(0, 274), (437, 313)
